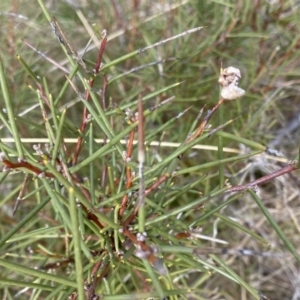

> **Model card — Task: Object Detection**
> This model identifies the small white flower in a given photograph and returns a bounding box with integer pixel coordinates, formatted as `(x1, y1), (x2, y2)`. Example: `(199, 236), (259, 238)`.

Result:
(221, 85), (245, 100)
(219, 66), (245, 100)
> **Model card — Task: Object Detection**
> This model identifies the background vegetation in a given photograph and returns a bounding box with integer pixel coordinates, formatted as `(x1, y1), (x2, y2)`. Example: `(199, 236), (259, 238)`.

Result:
(0, 0), (300, 299)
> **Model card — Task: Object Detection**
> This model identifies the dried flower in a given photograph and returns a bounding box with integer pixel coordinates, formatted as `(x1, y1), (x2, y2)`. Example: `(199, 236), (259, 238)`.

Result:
(218, 66), (245, 100)
(221, 85), (245, 100)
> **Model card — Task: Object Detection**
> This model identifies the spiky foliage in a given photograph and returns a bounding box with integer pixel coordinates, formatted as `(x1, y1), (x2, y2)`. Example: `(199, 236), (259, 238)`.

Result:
(0, 1), (300, 300)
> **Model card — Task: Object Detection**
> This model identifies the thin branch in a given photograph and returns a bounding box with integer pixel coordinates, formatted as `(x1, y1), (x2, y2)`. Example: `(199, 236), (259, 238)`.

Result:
(138, 26), (203, 53)
(226, 163), (298, 193)
(119, 130), (135, 217)
(72, 30), (108, 165)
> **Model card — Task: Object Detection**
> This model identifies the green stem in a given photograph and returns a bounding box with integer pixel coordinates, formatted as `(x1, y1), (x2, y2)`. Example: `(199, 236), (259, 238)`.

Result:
(249, 189), (300, 265)
(69, 187), (85, 300)
(0, 60), (24, 159)
(218, 101), (224, 187)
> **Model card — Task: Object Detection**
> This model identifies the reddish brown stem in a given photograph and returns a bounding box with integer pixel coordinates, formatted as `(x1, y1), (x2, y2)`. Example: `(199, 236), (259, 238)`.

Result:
(13, 173), (29, 215)
(145, 174), (169, 197)
(226, 163), (298, 193)
(2, 157), (106, 231)
(1, 159), (54, 178)
(94, 34), (107, 75)
(78, 186), (103, 229)
(123, 174), (169, 226)
(72, 33), (108, 165)
(86, 261), (109, 300)
(185, 98), (224, 144)
(122, 227), (157, 265)
(190, 98), (223, 141)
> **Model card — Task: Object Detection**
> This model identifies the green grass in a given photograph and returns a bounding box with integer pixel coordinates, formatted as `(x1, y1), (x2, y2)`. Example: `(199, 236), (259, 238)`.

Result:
(1, 0), (300, 299)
